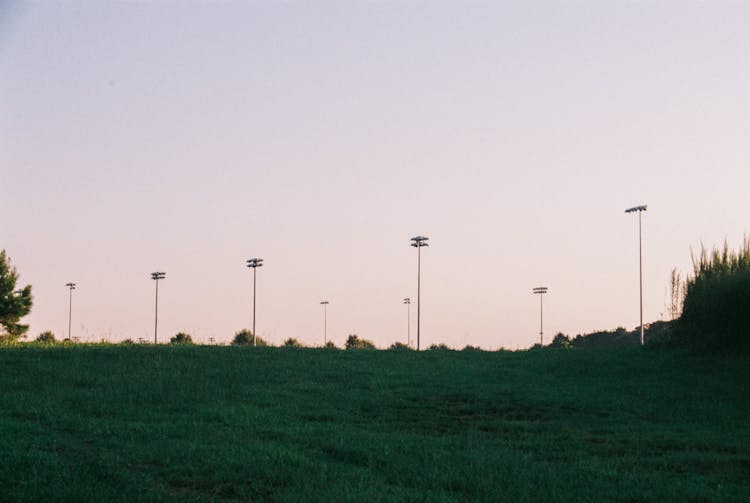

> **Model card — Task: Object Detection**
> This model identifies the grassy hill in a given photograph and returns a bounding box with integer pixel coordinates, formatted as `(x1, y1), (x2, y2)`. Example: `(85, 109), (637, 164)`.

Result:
(1, 345), (748, 501)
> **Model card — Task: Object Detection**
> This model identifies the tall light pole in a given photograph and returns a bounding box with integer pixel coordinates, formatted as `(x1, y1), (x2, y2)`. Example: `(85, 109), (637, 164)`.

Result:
(246, 258), (263, 346)
(625, 205), (647, 346)
(320, 301), (329, 345)
(410, 236), (429, 350)
(532, 287), (548, 346)
(65, 282), (76, 341)
(403, 298), (411, 347)
(150, 272), (165, 344)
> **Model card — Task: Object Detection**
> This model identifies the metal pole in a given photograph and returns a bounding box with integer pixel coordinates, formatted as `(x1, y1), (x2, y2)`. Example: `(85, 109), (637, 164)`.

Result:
(540, 292), (544, 346)
(68, 287), (73, 341)
(639, 210), (644, 346)
(154, 279), (159, 344)
(252, 266), (257, 347)
(407, 301), (411, 347)
(417, 246), (421, 351)
(323, 303), (327, 345)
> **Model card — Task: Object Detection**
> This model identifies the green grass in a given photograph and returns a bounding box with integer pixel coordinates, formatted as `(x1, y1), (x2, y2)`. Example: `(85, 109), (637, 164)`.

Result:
(0, 346), (748, 501)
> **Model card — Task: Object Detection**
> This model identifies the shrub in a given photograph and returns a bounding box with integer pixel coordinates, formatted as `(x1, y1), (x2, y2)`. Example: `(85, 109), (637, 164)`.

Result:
(388, 342), (412, 350)
(231, 329), (269, 346)
(323, 341), (337, 349)
(676, 238), (750, 351)
(549, 333), (572, 348)
(170, 332), (193, 344)
(428, 343), (451, 351)
(345, 334), (375, 350)
(35, 331), (56, 344)
(461, 345), (482, 352)
(283, 338), (303, 348)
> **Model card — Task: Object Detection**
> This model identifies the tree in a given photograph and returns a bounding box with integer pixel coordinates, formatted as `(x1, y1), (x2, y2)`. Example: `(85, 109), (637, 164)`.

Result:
(0, 250), (33, 341)
(388, 342), (412, 350)
(344, 334), (375, 350)
(35, 331), (56, 344)
(231, 329), (268, 346)
(170, 332), (193, 344)
(323, 341), (337, 349)
(283, 338), (302, 348)
(428, 343), (450, 351)
(549, 332), (572, 348)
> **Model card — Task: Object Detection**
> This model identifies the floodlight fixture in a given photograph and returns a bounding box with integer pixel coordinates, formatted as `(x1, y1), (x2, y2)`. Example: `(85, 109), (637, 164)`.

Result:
(532, 287), (549, 346)
(410, 235), (429, 350)
(151, 271), (166, 343)
(246, 257), (264, 346)
(65, 283), (76, 341)
(625, 204), (648, 345)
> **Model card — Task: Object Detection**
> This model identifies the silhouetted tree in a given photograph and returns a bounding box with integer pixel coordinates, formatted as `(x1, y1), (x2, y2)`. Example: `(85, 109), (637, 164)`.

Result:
(283, 338), (302, 348)
(345, 334), (375, 350)
(389, 342), (412, 350)
(231, 329), (269, 346)
(35, 331), (56, 344)
(0, 250), (33, 341)
(323, 341), (337, 349)
(170, 332), (193, 344)
(428, 343), (450, 351)
(549, 332), (572, 348)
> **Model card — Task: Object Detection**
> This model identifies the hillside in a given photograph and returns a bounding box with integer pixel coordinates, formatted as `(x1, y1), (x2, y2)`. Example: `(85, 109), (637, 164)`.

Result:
(0, 346), (748, 501)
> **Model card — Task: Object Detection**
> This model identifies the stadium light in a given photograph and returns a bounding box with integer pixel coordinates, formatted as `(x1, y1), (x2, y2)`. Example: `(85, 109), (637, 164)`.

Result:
(246, 258), (264, 346)
(150, 272), (165, 343)
(410, 236), (429, 350)
(532, 287), (548, 346)
(625, 205), (648, 345)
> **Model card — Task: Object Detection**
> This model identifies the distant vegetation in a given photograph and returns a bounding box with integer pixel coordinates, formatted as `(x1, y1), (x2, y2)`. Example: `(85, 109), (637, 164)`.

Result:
(283, 337), (303, 348)
(169, 332), (193, 344)
(35, 331), (56, 344)
(231, 329), (268, 347)
(345, 334), (375, 350)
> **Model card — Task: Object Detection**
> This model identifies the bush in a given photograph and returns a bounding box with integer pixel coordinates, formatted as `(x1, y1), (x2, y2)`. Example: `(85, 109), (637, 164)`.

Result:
(388, 342), (412, 351)
(231, 329), (269, 346)
(461, 345), (482, 352)
(345, 334), (375, 350)
(170, 332), (193, 344)
(676, 238), (750, 351)
(35, 331), (56, 344)
(323, 341), (337, 349)
(549, 333), (572, 348)
(283, 338), (303, 348)
(428, 343), (451, 351)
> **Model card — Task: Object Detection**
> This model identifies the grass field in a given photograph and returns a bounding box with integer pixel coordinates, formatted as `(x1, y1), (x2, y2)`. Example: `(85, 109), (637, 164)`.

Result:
(0, 345), (748, 502)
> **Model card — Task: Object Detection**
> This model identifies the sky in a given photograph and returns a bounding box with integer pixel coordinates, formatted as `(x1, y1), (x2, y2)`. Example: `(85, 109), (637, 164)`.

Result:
(1, 1), (749, 349)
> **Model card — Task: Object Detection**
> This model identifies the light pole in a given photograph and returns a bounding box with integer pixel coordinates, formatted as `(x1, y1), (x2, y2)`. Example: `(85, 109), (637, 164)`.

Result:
(246, 258), (263, 346)
(65, 282), (76, 341)
(625, 205), (647, 346)
(410, 236), (429, 350)
(150, 272), (165, 344)
(320, 301), (329, 345)
(403, 298), (411, 347)
(532, 287), (548, 346)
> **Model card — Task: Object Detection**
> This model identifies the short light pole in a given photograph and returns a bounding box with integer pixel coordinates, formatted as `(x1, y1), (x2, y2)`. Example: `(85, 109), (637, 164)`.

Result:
(320, 301), (329, 345)
(532, 287), (548, 346)
(150, 272), (165, 343)
(246, 258), (263, 346)
(65, 282), (76, 340)
(403, 298), (411, 347)
(410, 236), (429, 350)
(625, 205), (648, 346)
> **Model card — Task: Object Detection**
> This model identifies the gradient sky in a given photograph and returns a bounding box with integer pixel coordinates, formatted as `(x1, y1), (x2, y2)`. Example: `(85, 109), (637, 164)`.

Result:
(1, 1), (749, 348)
